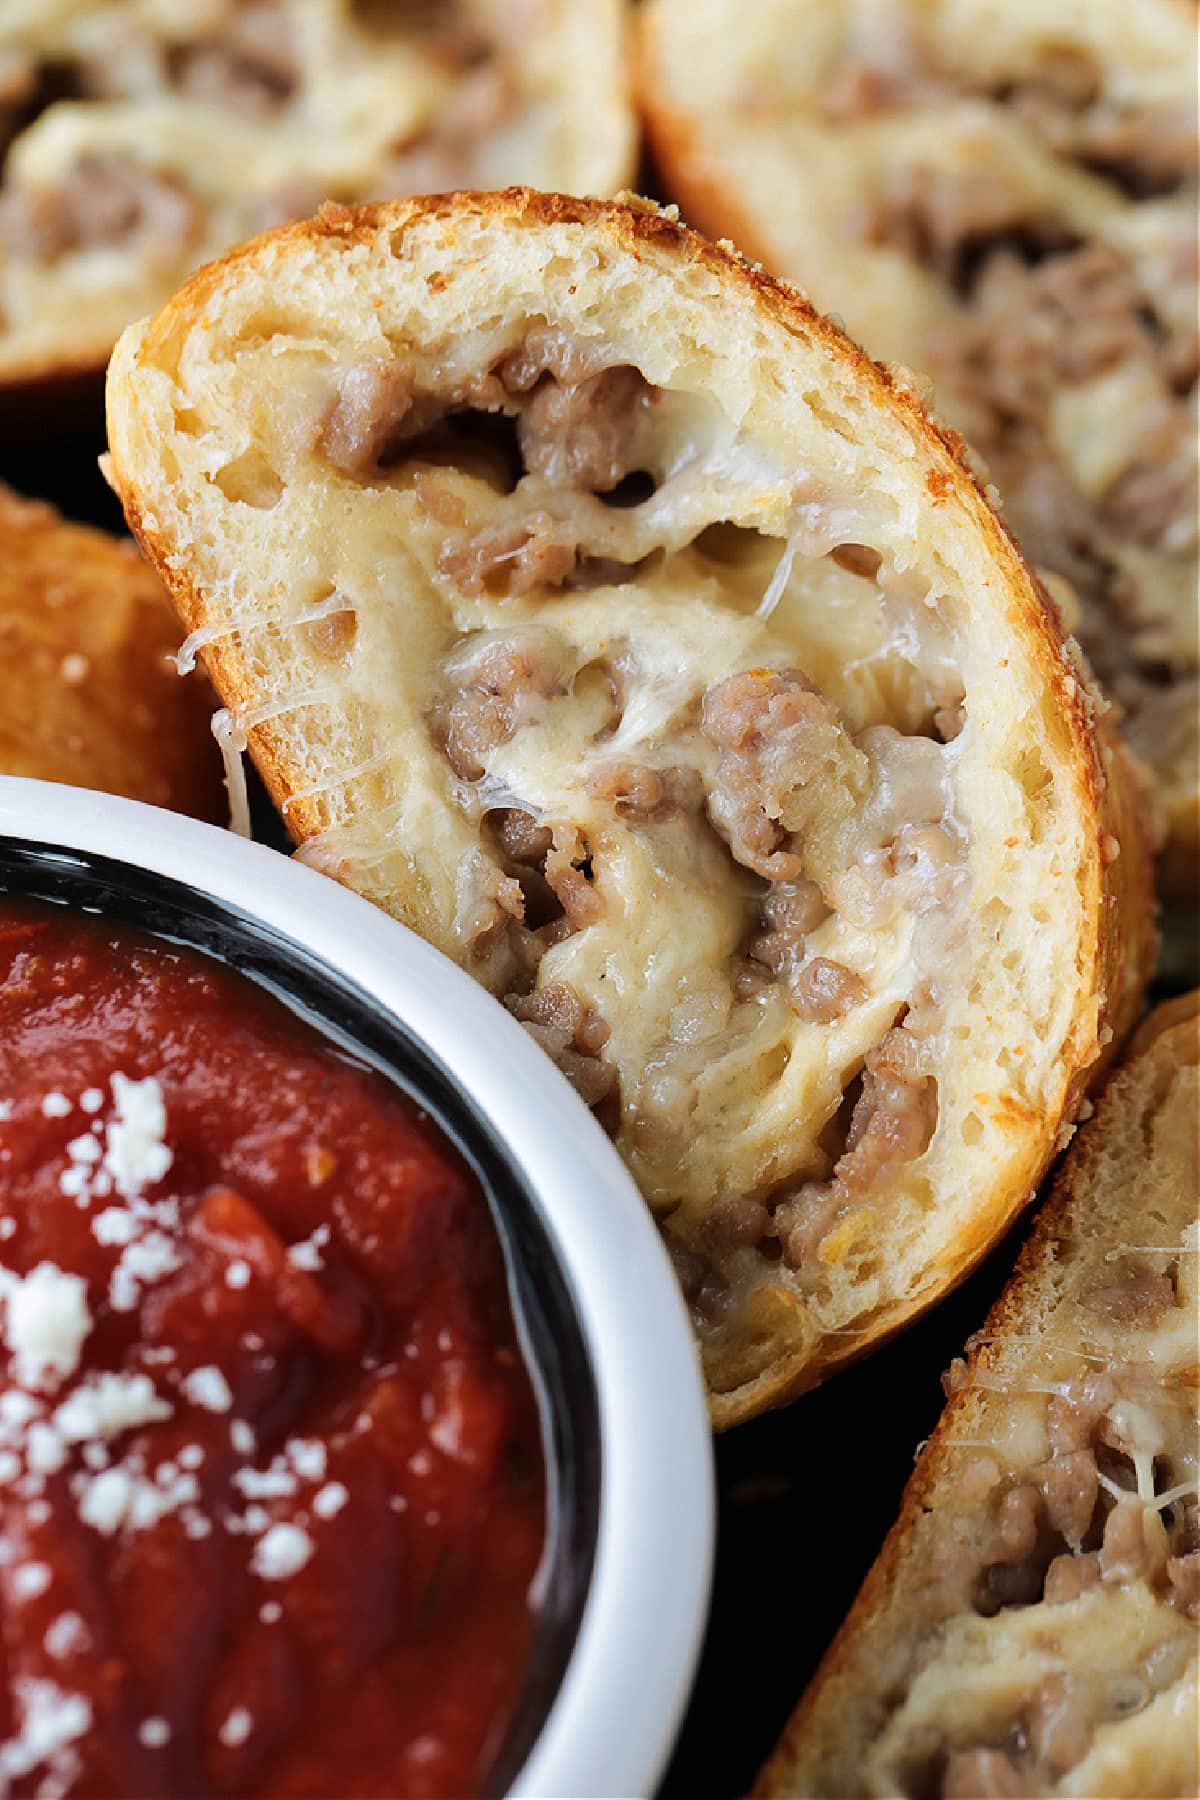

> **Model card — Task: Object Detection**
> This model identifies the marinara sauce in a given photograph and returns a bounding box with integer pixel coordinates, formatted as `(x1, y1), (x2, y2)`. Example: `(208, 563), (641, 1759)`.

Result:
(0, 897), (547, 1798)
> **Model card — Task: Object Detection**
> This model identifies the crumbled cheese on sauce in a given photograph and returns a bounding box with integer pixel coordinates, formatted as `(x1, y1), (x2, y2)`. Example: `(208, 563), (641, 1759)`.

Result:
(234, 1464), (297, 1501)
(0, 1391), (38, 1430)
(0, 1678), (92, 1788)
(287, 1438), (326, 1481)
(252, 1522), (313, 1580)
(104, 1074), (173, 1200)
(230, 1420), (256, 1455)
(219, 1707), (253, 1748)
(287, 1223), (331, 1272)
(182, 1365), (233, 1413)
(39, 1093), (72, 1119)
(1, 1263), (92, 1390)
(53, 1372), (171, 1443)
(91, 1208), (140, 1247)
(79, 1090), (104, 1115)
(225, 1259), (251, 1289)
(26, 1422), (68, 1475)
(313, 1481), (348, 1519)
(13, 1561), (52, 1599)
(77, 1463), (200, 1536)
(109, 1232), (182, 1313)
(76, 1468), (138, 1535)
(137, 1716), (171, 1749)
(44, 1612), (90, 1661)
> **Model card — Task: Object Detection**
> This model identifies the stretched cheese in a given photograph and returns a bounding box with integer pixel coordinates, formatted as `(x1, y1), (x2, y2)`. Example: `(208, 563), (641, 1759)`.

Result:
(758, 994), (1199, 1797)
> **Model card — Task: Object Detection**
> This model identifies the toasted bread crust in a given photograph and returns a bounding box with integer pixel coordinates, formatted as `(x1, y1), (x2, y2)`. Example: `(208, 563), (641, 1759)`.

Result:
(757, 994), (1199, 1795)
(107, 189), (1155, 1422)
(0, 484), (221, 819)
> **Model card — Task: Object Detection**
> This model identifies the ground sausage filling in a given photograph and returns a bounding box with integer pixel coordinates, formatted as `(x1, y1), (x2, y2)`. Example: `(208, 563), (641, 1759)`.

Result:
(910, 1343), (1199, 1799)
(833, 29), (1198, 746)
(0, 3), (537, 313)
(294, 325), (979, 1347)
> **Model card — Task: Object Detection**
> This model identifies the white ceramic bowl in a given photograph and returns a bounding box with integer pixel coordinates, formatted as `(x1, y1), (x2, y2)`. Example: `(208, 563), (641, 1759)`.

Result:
(0, 774), (714, 1800)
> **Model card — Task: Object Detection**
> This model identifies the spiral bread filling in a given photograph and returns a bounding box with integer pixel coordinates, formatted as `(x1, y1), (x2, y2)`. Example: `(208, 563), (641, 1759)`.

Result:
(105, 194), (1152, 1419)
(639, 0), (1199, 894)
(0, 1), (631, 381)
(758, 998), (1197, 1797)
(285, 331), (978, 1319)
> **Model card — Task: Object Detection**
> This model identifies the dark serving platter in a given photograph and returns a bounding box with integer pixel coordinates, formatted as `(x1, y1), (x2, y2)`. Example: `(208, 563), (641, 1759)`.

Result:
(3, 410), (1192, 1800)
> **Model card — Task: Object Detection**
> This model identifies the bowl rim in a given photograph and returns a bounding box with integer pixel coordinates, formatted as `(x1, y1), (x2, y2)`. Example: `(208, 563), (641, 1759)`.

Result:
(0, 774), (715, 1800)
(0, 833), (599, 1798)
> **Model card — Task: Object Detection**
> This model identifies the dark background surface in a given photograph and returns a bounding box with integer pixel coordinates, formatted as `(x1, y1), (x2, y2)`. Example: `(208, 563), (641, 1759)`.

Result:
(3, 401), (1192, 1800)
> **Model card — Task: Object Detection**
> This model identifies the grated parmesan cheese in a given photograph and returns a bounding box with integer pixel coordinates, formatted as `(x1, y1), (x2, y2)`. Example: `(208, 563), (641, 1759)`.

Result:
(252, 1523), (313, 1580)
(2, 1263), (92, 1390)
(181, 1365), (233, 1414)
(313, 1481), (348, 1519)
(219, 1707), (253, 1748)
(109, 1232), (182, 1313)
(230, 1419), (256, 1456)
(0, 1679), (90, 1787)
(25, 1421), (68, 1475)
(286, 1439), (326, 1481)
(53, 1372), (171, 1444)
(13, 1561), (51, 1599)
(44, 1612), (90, 1661)
(103, 1075), (173, 1201)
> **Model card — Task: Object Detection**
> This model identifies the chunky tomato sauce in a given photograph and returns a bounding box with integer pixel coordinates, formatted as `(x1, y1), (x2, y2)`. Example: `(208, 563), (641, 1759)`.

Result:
(0, 897), (547, 1799)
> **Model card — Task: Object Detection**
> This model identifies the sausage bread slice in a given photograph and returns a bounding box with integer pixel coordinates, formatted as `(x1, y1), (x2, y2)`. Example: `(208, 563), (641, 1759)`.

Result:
(0, 484), (221, 819)
(757, 993), (1199, 1797)
(0, 0), (632, 397)
(106, 189), (1155, 1423)
(638, 0), (1199, 903)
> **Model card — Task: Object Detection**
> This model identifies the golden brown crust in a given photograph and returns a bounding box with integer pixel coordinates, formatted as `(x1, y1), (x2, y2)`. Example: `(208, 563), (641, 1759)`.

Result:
(0, 485), (221, 819)
(107, 189), (1156, 1423)
(757, 993), (1199, 1794)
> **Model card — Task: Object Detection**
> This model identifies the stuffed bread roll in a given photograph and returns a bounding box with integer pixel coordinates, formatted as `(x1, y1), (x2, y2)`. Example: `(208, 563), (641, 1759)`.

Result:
(0, 484), (221, 818)
(0, 0), (632, 396)
(106, 190), (1154, 1423)
(639, 0), (1199, 903)
(757, 993), (1199, 1798)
